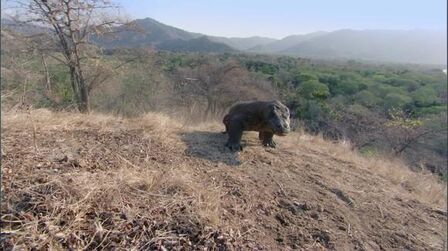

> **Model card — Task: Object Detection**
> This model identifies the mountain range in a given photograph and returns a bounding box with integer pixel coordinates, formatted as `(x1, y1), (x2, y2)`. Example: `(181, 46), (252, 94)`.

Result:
(2, 17), (446, 65)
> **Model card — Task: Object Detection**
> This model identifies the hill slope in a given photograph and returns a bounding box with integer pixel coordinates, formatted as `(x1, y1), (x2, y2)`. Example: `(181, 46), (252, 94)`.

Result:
(92, 17), (199, 49)
(1, 110), (446, 250)
(89, 18), (236, 53)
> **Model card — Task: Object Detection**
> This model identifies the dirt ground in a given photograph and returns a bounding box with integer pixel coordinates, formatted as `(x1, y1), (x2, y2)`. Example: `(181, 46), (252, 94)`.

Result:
(1, 110), (447, 250)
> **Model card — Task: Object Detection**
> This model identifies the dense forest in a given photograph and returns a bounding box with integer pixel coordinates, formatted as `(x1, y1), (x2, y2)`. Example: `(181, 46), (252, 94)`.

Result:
(1, 28), (447, 178)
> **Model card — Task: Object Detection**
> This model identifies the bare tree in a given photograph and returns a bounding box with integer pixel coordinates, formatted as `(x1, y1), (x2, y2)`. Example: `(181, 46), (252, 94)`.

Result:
(174, 59), (275, 121)
(384, 109), (445, 156)
(8, 0), (128, 112)
(325, 104), (386, 149)
(92, 49), (174, 117)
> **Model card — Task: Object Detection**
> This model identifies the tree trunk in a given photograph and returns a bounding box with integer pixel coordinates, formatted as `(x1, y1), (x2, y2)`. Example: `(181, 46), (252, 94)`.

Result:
(77, 76), (90, 113)
(73, 50), (90, 113)
(41, 55), (51, 93)
(68, 65), (90, 113)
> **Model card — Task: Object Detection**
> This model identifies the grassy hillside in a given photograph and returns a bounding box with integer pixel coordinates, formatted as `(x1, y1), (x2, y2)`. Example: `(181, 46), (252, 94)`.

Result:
(1, 27), (446, 178)
(1, 109), (446, 250)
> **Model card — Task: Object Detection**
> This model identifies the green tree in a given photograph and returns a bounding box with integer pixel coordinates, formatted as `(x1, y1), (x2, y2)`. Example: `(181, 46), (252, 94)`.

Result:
(355, 90), (379, 108)
(298, 80), (330, 99)
(412, 87), (438, 107)
(333, 80), (361, 95)
(384, 93), (412, 110)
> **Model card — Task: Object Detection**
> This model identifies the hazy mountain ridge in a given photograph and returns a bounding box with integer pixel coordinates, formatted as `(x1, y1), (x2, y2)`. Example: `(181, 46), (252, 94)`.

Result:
(208, 35), (277, 50)
(1, 18), (50, 35)
(2, 17), (446, 65)
(280, 29), (447, 65)
(247, 31), (328, 53)
(158, 36), (236, 53)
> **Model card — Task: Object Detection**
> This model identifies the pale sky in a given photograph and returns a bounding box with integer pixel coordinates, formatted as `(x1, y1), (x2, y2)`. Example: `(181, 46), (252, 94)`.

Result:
(113, 0), (447, 38)
(1, 0), (446, 38)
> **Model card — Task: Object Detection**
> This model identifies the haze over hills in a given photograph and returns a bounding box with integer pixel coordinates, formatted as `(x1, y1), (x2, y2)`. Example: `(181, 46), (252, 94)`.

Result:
(0, 18), (50, 35)
(280, 29), (447, 65)
(157, 36), (237, 53)
(2, 17), (446, 65)
(247, 32), (329, 53)
(208, 36), (277, 51)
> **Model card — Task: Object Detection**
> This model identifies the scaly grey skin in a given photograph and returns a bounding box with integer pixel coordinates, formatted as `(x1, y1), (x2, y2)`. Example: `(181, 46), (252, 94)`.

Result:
(223, 100), (291, 151)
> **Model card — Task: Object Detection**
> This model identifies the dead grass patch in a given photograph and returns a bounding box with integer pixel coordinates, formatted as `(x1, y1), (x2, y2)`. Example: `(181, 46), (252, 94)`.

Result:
(1, 164), (223, 249)
(284, 132), (447, 209)
(1, 110), (446, 250)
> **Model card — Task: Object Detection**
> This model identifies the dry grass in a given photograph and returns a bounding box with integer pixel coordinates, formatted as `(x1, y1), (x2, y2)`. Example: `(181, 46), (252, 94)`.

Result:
(1, 109), (226, 250)
(1, 109), (446, 250)
(285, 132), (447, 209)
(182, 120), (447, 209)
(1, 167), (222, 249)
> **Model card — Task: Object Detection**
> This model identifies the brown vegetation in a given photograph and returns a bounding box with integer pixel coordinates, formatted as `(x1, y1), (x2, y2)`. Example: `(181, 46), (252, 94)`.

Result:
(172, 59), (276, 121)
(8, 0), (132, 112)
(1, 109), (446, 250)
